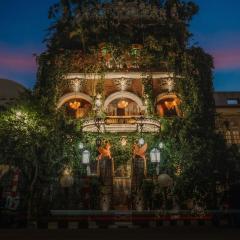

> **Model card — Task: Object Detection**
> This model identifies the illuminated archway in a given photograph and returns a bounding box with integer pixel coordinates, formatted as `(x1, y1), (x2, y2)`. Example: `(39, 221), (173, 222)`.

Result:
(156, 93), (181, 117)
(103, 91), (145, 111)
(57, 92), (93, 109)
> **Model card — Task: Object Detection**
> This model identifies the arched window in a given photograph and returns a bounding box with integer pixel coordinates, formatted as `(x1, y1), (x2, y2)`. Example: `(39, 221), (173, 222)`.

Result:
(57, 92), (93, 119)
(64, 98), (92, 119)
(156, 94), (181, 117)
(106, 98), (141, 116)
(104, 91), (146, 116)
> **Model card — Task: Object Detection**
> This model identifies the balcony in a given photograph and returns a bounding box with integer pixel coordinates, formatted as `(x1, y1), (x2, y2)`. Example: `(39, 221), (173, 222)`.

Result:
(82, 116), (160, 133)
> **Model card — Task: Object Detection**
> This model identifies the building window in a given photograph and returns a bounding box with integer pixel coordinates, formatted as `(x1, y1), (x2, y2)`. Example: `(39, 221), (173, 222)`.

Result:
(224, 130), (240, 144)
(227, 99), (239, 105)
(156, 97), (181, 117)
(225, 130), (232, 144)
(232, 130), (240, 144)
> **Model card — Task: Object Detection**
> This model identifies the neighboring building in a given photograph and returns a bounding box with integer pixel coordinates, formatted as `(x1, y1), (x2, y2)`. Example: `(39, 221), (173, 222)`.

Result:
(0, 79), (26, 110)
(214, 92), (240, 145)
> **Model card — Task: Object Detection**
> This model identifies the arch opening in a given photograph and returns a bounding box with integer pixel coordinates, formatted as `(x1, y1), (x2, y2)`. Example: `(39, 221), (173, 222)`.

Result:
(104, 91), (145, 117)
(156, 93), (181, 117)
(57, 92), (93, 119)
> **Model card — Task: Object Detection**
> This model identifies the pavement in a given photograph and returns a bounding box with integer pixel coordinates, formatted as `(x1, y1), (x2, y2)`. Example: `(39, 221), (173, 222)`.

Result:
(0, 227), (240, 240)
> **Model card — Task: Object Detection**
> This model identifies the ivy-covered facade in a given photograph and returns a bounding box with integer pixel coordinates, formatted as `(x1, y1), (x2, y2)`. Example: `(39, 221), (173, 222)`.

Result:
(1, 0), (239, 218)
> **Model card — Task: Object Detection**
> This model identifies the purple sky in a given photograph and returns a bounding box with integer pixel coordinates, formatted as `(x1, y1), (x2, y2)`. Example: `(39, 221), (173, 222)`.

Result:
(0, 0), (240, 91)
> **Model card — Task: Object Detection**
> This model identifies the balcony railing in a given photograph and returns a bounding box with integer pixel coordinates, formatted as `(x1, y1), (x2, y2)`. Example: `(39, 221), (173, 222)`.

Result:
(82, 116), (160, 133)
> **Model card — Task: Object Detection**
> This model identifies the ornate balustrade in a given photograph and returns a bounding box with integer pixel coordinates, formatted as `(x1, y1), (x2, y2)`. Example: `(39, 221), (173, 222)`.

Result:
(82, 116), (160, 133)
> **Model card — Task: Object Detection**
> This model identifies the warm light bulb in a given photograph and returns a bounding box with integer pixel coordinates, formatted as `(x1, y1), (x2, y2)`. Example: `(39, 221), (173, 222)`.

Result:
(69, 100), (81, 110)
(117, 99), (129, 109)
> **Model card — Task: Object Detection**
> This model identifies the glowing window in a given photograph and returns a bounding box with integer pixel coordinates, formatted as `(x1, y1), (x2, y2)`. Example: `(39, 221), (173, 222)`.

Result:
(156, 97), (180, 117)
(227, 99), (239, 105)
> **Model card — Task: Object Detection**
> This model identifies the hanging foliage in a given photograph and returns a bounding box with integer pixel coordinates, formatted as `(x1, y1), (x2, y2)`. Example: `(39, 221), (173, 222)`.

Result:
(0, 0), (234, 213)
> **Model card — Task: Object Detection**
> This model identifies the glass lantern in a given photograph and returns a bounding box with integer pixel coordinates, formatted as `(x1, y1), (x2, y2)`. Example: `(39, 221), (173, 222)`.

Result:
(82, 150), (90, 164)
(150, 148), (161, 163)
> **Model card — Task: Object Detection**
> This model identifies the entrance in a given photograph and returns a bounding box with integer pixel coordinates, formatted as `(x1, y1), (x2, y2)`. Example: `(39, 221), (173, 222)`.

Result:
(113, 177), (131, 210)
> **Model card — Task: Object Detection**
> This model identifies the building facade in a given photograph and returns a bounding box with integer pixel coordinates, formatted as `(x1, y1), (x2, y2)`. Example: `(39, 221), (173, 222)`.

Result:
(215, 92), (240, 145)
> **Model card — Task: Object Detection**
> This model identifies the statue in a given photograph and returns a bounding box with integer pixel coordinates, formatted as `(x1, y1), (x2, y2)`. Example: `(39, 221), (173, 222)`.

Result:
(133, 143), (148, 161)
(133, 142), (148, 177)
(97, 142), (112, 160)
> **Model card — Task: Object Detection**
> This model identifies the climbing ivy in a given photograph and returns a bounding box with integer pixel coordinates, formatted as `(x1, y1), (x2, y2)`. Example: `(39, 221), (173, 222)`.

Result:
(30, 0), (237, 209)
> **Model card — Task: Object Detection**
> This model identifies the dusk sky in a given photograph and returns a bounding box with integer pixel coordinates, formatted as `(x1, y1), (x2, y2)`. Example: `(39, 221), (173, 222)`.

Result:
(0, 0), (240, 91)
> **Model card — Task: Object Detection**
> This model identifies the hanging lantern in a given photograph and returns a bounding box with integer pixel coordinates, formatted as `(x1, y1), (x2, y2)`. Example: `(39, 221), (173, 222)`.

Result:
(117, 99), (129, 109)
(69, 100), (81, 110)
(150, 148), (161, 163)
(82, 150), (90, 164)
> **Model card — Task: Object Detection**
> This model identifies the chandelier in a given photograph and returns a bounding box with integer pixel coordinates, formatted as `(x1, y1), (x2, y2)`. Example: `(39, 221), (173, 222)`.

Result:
(117, 99), (129, 109)
(69, 100), (81, 110)
(164, 99), (177, 110)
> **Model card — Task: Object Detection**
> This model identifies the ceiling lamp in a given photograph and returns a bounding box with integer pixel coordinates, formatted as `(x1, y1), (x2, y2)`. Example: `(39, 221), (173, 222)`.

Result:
(69, 100), (81, 110)
(117, 99), (129, 109)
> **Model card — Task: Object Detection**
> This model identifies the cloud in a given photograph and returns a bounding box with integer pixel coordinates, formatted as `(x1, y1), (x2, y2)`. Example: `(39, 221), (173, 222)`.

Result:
(0, 48), (37, 73)
(212, 48), (240, 70)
